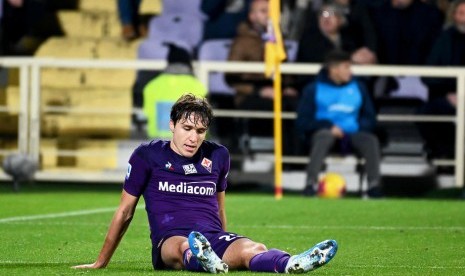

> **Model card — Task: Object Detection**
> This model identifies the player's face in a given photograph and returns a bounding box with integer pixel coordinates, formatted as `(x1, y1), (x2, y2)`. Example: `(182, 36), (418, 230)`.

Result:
(455, 3), (465, 33)
(169, 114), (207, 158)
(318, 8), (342, 35)
(248, 0), (268, 29)
(391, 0), (413, 9)
(329, 61), (352, 84)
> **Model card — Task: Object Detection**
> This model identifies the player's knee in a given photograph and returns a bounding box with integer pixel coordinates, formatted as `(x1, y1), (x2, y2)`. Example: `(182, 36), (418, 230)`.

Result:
(250, 242), (267, 254)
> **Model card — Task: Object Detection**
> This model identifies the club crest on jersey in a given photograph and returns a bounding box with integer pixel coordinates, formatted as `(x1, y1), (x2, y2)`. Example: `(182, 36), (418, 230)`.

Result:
(201, 157), (212, 173)
(165, 161), (174, 171)
(183, 164), (197, 174)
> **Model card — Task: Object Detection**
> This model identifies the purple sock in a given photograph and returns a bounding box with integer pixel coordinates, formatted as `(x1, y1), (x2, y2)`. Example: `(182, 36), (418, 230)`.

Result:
(183, 249), (204, 272)
(249, 249), (290, 273)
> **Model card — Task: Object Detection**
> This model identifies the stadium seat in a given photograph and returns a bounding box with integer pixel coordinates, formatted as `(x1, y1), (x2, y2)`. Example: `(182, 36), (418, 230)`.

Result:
(198, 39), (235, 95)
(35, 38), (97, 58)
(41, 69), (86, 88)
(79, 0), (117, 13)
(161, 0), (204, 19)
(57, 11), (106, 39)
(97, 39), (141, 59)
(83, 69), (136, 89)
(141, 0), (163, 14)
(147, 13), (203, 50)
(137, 39), (169, 60)
(284, 40), (299, 62)
(41, 88), (132, 111)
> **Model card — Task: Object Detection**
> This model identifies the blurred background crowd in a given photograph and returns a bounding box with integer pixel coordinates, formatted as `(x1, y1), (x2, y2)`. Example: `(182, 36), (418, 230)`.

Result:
(0, 0), (464, 192)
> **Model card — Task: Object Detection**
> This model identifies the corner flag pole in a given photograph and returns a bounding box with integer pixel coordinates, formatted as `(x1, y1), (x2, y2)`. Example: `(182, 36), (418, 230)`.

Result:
(265, 0), (286, 200)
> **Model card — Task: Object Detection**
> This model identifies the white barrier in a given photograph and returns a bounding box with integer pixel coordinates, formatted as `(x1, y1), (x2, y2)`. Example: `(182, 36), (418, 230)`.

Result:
(0, 58), (464, 187)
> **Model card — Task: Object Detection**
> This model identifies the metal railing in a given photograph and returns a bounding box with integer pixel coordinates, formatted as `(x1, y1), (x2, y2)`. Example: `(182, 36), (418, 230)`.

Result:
(0, 58), (464, 187)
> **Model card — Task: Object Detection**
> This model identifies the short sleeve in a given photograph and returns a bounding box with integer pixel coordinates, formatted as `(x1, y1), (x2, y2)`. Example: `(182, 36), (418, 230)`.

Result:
(123, 148), (151, 197)
(217, 147), (230, 192)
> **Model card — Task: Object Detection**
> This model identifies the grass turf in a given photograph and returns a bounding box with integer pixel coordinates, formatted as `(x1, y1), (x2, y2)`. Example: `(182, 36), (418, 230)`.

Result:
(0, 183), (464, 275)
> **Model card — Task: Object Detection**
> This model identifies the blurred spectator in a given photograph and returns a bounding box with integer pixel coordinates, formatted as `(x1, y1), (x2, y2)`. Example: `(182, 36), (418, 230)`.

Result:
(142, 44), (207, 138)
(296, 2), (376, 91)
(418, 0), (465, 159)
(118, 0), (145, 41)
(226, 0), (298, 106)
(1, 0), (65, 55)
(296, 50), (382, 198)
(335, 0), (378, 63)
(297, 2), (376, 65)
(281, 0), (310, 40)
(371, 0), (444, 65)
(202, 0), (250, 40)
(225, 0), (299, 153)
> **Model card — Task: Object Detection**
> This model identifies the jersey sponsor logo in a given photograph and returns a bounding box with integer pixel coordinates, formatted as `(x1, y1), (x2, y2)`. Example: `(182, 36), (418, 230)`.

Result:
(158, 181), (216, 196)
(328, 103), (355, 113)
(201, 157), (212, 173)
(126, 163), (132, 179)
(183, 164), (197, 174)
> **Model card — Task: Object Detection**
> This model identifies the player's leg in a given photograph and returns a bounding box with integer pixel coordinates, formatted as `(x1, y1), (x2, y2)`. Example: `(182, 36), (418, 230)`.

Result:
(188, 231), (229, 273)
(285, 239), (338, 273)
(223, 238), (291, 272)
(159, 236), (189, 270)
(159, 235), (206, 272)
(350, 131), (382, 196)
(304, 129), (337, 195)
(222, 237), (338, 273)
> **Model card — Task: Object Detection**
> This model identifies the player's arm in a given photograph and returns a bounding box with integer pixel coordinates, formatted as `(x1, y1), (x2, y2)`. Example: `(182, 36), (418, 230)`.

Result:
(217, 191), (227, 231)
(73, 190), (139, 269)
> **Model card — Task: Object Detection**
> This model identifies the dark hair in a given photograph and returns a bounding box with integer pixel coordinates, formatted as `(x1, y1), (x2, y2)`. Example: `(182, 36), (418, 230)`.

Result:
(170, 94), (213, 128)
(323, 50), (352, 68)
(166, 43), (192, 67)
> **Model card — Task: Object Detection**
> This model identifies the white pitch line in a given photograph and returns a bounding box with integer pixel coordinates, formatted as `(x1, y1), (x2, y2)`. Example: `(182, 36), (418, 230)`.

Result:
(347, 264), (465, 269)
(0, 205), (145, 224)
(234, 224), (465, 231)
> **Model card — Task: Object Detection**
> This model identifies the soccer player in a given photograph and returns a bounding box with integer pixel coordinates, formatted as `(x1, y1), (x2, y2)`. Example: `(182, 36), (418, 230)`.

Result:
(73, 94), (338, 273)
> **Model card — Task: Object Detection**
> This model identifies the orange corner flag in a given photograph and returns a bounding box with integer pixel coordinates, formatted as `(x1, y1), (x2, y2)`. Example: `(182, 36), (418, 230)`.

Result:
(265, 0), (286, 79)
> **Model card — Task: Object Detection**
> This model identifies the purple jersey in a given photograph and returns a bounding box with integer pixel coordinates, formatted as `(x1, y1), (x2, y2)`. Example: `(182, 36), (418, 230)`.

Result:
(123, 140), (230, 247)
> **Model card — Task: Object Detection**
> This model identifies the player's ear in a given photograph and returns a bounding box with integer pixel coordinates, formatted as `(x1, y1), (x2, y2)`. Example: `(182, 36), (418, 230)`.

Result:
(169, 120), (175, 133)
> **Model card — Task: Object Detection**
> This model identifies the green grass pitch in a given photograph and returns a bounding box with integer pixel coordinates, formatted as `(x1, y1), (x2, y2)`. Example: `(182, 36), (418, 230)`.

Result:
(1, 184), (464, 275)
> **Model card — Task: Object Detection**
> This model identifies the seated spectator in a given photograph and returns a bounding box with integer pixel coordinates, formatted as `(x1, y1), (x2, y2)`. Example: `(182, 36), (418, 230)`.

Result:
(2, 0), (65, 55)
(371, 0), (444, 65)
(296, 50), (382, 198)
(296, 2), (376, 91)
(297, 2), (376, 65)
(117, 0), (144, 41)
(143, 43), (207, 138)
(334, 0), (378, 64)
(201, 0), (251, 40)
(225, 0), (299, 153)
(418, 0), (465, 159)
(226, 0), (297, 105)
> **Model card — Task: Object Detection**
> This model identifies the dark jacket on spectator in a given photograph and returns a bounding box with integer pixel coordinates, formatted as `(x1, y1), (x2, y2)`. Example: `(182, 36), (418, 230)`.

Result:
(423, 26), (465, 99)
(341, 0), (377, 52)
(201, 0), (250, 40)
(371, 0), (443, 65)
(296, 68), (376, 141)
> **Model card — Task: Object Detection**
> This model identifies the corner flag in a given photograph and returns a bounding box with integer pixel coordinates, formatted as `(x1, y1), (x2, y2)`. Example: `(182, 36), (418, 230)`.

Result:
(264, 0), (285, 200)
(265, 0), (286, 78)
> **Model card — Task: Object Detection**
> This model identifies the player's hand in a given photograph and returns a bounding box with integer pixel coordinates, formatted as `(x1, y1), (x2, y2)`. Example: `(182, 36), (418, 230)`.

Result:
(7, 0), (23, 7)
(259, 86), (274, 99)
(72, 261), (105, 269)
(351, 47), (377, 65)
(446, 92), (457, 107)
(330, 126), (344, 139)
